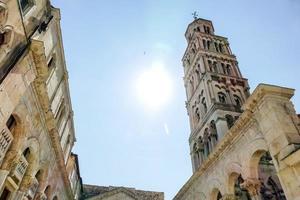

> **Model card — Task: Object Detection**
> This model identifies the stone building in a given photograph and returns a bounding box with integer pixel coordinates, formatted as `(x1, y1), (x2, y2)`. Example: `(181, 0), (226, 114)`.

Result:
(82, 185), (164, 200)
(174, 18), (300, 200)
(0, 1), (164, 200)
(0, 0), (82, 199)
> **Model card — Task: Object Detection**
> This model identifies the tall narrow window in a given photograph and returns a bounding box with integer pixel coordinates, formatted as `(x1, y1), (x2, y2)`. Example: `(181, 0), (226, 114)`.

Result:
(219, 43), (223, 53)
(226, 64), (232, 75)
(202, 40), (206, 49)
(207, 41), (210, 50)
(6, 115), (16, 132)
(214, 42), (219, 52)
(201, 98), (207, 113)
(208, 60), (212, 72)
(195, 108), (200, 122)
(213, 62), (218, 73)
(221, 63), (226, 74)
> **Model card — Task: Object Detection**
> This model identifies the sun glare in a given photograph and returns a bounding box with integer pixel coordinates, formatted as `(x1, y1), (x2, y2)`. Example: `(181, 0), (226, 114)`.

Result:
(136, 62), (173, 110)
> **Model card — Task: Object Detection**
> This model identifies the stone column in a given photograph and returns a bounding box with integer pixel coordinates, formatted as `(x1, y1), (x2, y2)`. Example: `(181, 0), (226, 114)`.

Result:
(241, 178), (261, 200)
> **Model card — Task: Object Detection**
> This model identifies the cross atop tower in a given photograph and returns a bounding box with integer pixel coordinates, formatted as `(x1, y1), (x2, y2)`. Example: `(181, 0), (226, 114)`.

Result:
(192, 11), (198, 20)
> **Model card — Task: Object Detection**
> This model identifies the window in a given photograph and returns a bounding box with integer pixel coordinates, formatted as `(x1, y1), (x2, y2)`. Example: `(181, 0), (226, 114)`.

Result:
(219, 43), (223, 53)
(221, 63), (226, 74)
(208, 60), (212, 72)
(213, 62), (218, 73)
(19, 0), (34, 14)
(214, 42), (219, 52)
(6, 115), (16, 132)
(234, 95), (242, 109)
(207, 40), (210, 50)
(195, 108), (200, 122)
(202, 39), (206, 49)
(23, 147), (30, 159)
(218, 92), (227, 104)
(201, 98), (207, 113)
(226, 64), (232, 75)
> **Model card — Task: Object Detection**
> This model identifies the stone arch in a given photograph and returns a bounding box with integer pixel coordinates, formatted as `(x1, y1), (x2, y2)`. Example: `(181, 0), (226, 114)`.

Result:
(226, 162), (243, 194)
(242, 137), (268, 179)
(19, 137), (40, 191)
(34, 161), (50, 194)
(1, 113), (26, 170)
(44, 185), (52, 199)
(208, 178), (224, 200)
(210, 188), (222, 200)
(0, 2), (8, 26)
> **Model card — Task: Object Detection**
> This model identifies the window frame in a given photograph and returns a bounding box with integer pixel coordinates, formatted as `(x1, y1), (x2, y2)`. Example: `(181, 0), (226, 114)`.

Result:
(19, 0), (35, 15)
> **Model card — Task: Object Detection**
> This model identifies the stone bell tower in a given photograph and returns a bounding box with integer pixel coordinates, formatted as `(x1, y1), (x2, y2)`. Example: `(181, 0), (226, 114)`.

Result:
(182, 17), (250, 172)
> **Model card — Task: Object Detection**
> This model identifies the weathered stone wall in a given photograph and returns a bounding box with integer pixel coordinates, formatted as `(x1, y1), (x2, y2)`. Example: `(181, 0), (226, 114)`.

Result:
(174, 84), (300, 200)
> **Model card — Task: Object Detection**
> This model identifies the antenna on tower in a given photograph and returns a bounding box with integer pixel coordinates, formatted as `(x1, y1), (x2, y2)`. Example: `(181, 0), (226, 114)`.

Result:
(192, 11), (198, 20)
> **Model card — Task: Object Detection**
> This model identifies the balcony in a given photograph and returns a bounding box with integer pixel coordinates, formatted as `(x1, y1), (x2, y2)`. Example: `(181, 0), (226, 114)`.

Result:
(0, 127), (13, 164)
(12, 154), (28, 185)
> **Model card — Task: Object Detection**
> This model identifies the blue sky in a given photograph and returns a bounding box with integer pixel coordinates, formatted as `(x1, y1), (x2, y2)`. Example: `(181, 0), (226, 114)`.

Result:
(51, 1), (300, 199)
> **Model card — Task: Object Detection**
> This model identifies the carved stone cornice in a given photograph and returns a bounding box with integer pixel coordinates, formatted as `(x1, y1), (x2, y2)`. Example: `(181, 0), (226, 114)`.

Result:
(30, 40), (74, 199)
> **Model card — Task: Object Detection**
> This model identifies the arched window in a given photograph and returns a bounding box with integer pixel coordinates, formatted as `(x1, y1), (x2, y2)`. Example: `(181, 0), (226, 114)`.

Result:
(226, 64), (232, 75)
(201, 98), (207, 113)
(218, 92), (227, 104)
(44, 186), (51, 199)
(213, 62), (218, 73)
(6, 115), (16, 132)
(233, 95), (242, 109)
(203, 128), (210, 157)
(23, 147), (30, 160)
(219, 43), (223, 53)
(208, 60), (212, 72)
(221, 63), (225, 74)
(207, 41), (211, 50)
(225, 115), (234, 129)
(197, 27), (201, 32)
(202, 39), (206, 49)
(217, 192), (222, 200)
(214, 42), (219, 52)
(195, 108), (200, 122)
(210, 120), (218, 141)
(52, 196), (58, 200)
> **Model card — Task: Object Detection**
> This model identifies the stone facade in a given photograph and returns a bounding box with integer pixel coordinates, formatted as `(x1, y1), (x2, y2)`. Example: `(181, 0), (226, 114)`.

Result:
(0, 0), (82, 199)
(0, 1), (164, 200)
(174, 18), (300, 200)
(82, 185), (164, 200)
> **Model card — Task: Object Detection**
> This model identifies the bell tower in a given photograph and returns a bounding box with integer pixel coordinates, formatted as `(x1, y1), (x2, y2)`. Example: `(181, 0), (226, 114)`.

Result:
(182, 17), (250, 172)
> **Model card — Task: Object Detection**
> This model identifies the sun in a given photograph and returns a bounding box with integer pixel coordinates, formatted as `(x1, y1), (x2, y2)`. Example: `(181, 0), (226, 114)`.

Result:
(136, 62), (173, 110)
